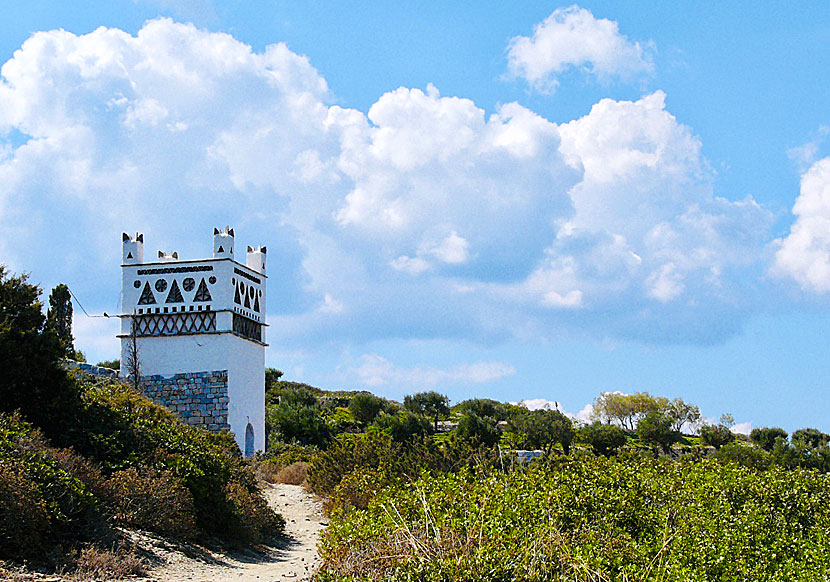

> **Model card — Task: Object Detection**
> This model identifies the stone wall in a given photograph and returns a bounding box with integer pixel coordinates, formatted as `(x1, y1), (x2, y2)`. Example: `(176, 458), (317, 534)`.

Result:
(63, 359), (120, 379)
(140, 370), (230, 432)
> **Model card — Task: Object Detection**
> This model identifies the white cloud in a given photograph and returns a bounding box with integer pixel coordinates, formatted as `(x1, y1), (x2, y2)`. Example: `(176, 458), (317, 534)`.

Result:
(425, 231), (469, 264)
(507, 5), (654, 92)
(348, 353), (515, 391)
(772, 158), (830, 292)
(390, 255), (430, 275)
(542, 289), (583, 308)
(731, 421), (752, 436)
(0, 21), (777, 363)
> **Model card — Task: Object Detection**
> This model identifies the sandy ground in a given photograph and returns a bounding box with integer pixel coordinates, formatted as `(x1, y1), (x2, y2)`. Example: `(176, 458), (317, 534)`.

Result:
(137, 483), (327, 582)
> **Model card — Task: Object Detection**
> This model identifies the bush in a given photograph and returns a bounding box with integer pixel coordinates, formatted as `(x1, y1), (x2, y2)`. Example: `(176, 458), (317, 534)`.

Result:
(715, 441), (772, 470)
(221, 468), (285, 544)
(637, 411), (680, 454)
(326, 468), (393, 515)
(0, 462), (51, 561)
(456, 412), (500, 447)
(373, 410), (432, 443)
(348, 393), (389, 426)
(267, 402), (330, 447)
(318, 456), (830, 581)
(103, 468), (197, 539)
(579, 422), (628, 456)
(699, 423), (736, 450)
(750, 427), (788, 452)
(791, 428), (830, 449)
(73, 545), (145, 580)
(273, 462), (310, 485)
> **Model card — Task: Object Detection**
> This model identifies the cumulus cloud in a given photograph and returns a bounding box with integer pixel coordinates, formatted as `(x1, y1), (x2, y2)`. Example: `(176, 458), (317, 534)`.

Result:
(772, 158), (830, 292)
(0, 20), (776, 361)
(347, 353), (516, 392)
(507, 5), (654, 92)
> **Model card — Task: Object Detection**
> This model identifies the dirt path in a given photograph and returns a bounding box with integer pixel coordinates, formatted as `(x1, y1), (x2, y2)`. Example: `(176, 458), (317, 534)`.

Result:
(141, 483), (327, 582)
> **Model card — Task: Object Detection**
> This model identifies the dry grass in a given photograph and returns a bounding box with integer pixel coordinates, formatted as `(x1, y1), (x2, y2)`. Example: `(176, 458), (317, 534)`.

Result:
(71, 545), (145, 581)
(273, 462), (309, 485)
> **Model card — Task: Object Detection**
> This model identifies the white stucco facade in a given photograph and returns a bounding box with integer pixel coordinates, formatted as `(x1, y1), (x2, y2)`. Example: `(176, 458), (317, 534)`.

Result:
(119, 228), (267, 455)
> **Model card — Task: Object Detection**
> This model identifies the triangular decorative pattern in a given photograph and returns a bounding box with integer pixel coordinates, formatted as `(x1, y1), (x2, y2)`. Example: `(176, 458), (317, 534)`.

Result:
(244, 291), (251, 309)
(234, 285), (241, 304)
(138, 282), (156, 305)
(165, 280), (184, 303)
(253, 295), (260, 312)
(194, 279), (212, 302)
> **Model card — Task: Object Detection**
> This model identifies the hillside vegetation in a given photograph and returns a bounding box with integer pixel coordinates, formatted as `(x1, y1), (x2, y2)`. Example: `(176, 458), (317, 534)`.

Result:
(258, 367), (830, 581)
(0, 266), (283, 576)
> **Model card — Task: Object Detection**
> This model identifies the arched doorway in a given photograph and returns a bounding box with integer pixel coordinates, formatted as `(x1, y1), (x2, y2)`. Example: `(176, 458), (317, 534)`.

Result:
(244, 422), (255, 457)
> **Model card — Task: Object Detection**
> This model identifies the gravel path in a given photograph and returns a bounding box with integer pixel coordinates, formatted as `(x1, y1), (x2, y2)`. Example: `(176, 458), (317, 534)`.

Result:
(141, 483), (327, 582)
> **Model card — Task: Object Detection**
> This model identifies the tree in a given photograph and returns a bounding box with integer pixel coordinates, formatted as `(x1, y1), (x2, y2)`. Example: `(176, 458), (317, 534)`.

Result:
(579, 422), (628, 457)
(750, 427), (788, 452)
(404, 391), (449, 432)
(699, 423), (735, 450)
(791, 428), (830, 450)
(0, 266), (79, 440)
(373, 410), (432, 442)
(96, 358), (120, 370)
(592, 391), (666, 431)
(45, 283), (75, 359)
(349, 393), (389, 426)
(637, 411), (680, 455)
(265, 368), (284, 387)
(665, 398), (701, 433)
(509, 409), (575, 455)
(267, 403), (330, 447)
(453, 398), (507, 421)
(124, 311), (142, 392)
(456, 412), (500, 447)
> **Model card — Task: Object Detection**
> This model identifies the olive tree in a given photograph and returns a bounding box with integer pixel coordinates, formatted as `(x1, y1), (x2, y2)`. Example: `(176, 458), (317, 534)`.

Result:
(404, 391), (450, 431)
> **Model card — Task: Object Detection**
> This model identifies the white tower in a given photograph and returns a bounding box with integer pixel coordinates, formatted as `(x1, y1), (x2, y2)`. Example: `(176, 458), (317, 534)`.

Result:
(119, 228), (267, 456)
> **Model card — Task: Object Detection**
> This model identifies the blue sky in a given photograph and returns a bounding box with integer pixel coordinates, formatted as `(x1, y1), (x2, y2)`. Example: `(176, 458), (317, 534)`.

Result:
(2, 1), (829, 432)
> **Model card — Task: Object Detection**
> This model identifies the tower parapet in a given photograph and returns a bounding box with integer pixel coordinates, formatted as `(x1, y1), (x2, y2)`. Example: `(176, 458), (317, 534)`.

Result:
(119, 228), (266, 456)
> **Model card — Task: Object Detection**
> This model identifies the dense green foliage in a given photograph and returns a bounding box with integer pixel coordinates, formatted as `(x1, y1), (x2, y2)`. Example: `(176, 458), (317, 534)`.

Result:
(578, 421), (627, 456)
(0, 266), (283, 569)
(318, 455), (830, 581)
(46, 283), (76, 359)
(507, 409), (575, 454)
(699, 423), (736, 449)
(404, 391), (450, 431)
(0, 267), (81, 440)
(751, 426), (789, 451)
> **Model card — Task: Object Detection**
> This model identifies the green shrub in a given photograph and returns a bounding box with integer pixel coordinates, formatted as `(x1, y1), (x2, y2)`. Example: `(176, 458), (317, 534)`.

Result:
(750, 427), (788, 452)
(715, 441), (772, 470)
(699, 423), (736, 449)
(579, 421), (628, 456)
(318, 456), (830, 581)
(456, 412), (500, 447)
(373, 409), (432, 442)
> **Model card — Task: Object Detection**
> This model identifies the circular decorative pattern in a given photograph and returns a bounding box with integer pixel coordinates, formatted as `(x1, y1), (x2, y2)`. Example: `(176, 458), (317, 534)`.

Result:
(232, 278), (236, 285)
(209, 276), (217, 284)
(182, 278), (195, 292)
(249, 287), (254, 299)
(258, 289), (262, 297)
(133, 280), (141, 289)
(155, 279), (167, 292)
